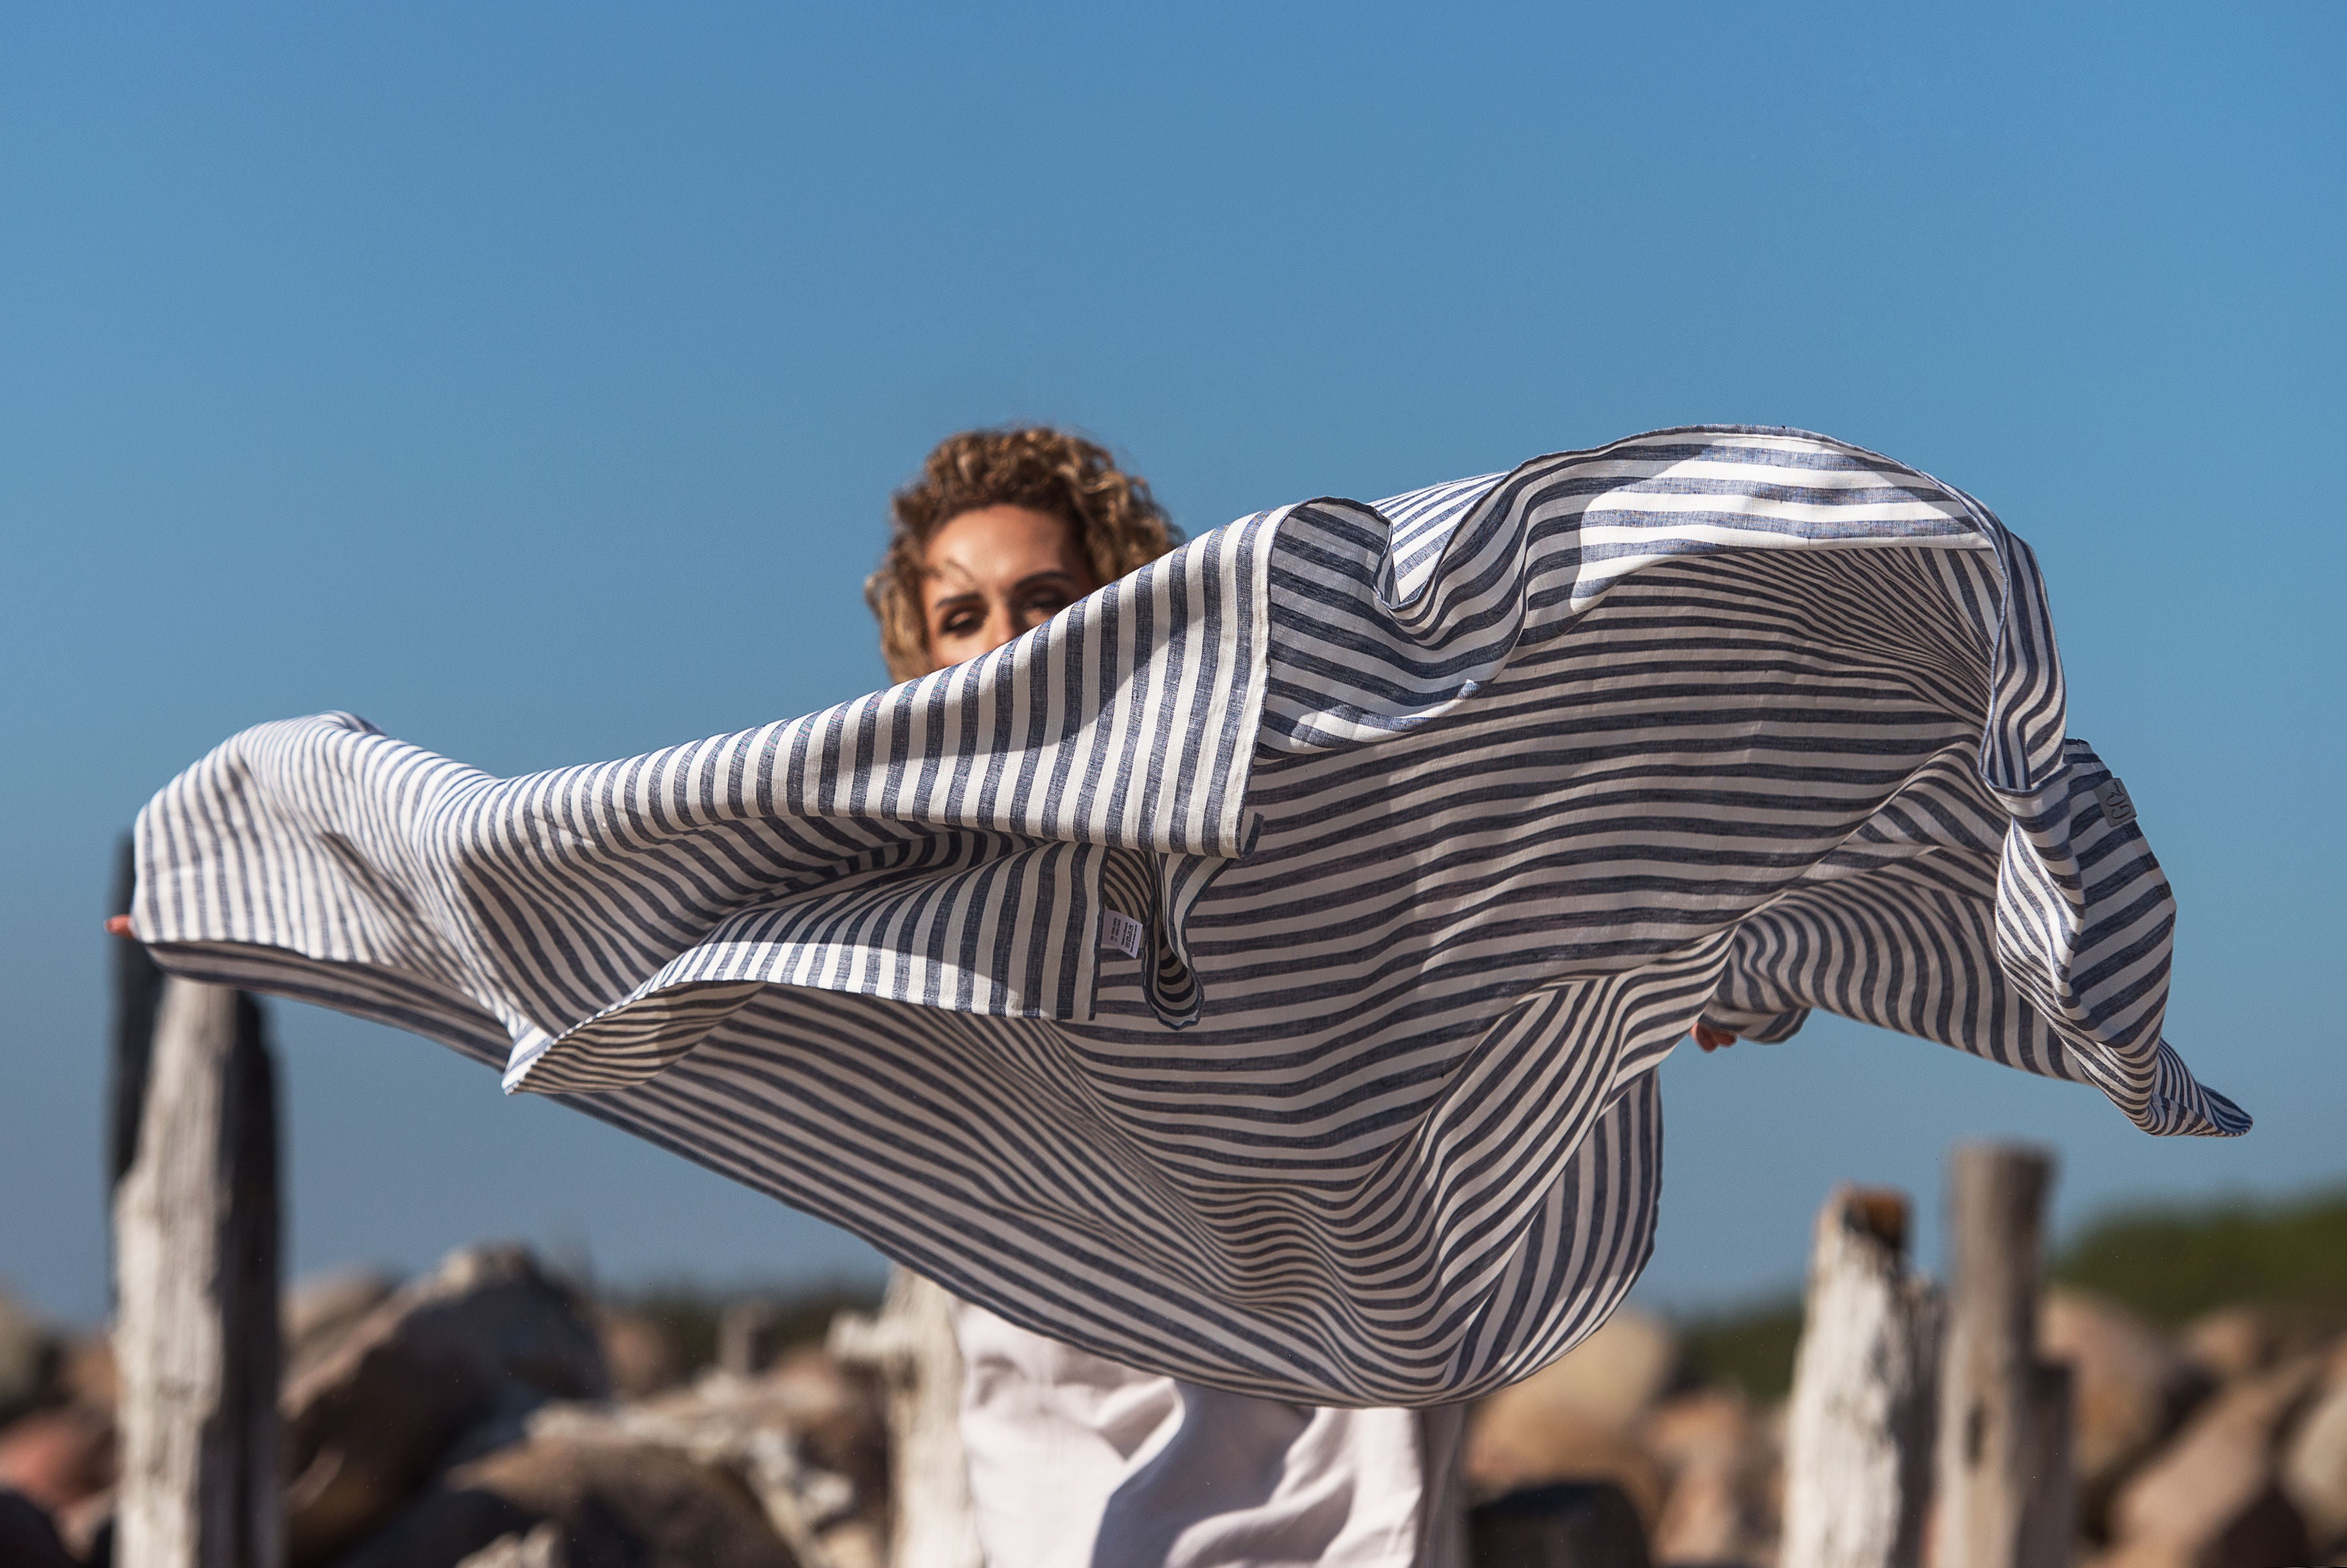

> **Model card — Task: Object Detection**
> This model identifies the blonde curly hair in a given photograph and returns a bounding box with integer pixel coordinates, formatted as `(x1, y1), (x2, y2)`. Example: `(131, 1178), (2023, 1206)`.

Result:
(867, 427), (1183, 682)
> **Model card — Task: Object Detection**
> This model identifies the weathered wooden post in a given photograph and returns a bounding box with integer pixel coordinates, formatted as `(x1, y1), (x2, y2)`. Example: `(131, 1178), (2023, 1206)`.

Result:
(718, 1298), (788, 1377)
(107, 838), (166, 1237)
(1931, 1143), (2076, 1568)
(113, 975), (286, 1568)
(1782, 1185), (1943, 1568)
(830, 1267), (982, 1568)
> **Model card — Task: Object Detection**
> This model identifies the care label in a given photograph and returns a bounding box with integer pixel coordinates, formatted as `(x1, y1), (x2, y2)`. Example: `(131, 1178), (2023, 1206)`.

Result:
(1101, 910), (1145, 958)
(2093, 777), (2138, 829)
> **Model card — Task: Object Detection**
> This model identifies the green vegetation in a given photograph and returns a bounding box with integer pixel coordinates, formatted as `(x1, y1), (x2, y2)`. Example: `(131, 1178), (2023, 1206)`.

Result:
(2051, 1185), (2347, 1328)
(1676, 1295), (1805, 1401)
(1668, 1185), (2347, 1401)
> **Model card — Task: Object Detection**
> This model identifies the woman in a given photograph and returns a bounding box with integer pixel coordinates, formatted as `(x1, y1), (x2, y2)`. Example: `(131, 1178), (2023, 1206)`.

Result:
(866, 426), (1469, 1568)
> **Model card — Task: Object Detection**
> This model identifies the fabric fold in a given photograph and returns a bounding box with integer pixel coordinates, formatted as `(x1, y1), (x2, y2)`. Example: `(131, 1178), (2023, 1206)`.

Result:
(132, 426), (2244, 1405)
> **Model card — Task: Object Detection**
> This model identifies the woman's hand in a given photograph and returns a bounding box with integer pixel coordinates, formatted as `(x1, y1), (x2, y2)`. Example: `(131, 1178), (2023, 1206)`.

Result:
(1691, 1023), (1737, 1052)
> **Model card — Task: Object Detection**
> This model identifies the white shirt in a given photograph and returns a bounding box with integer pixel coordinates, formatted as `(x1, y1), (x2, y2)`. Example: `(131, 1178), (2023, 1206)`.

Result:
(952, 1301), (1468, 1568)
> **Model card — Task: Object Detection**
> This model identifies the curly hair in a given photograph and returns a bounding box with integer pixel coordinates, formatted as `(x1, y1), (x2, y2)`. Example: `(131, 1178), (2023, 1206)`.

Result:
(867, 427), (1183, 682)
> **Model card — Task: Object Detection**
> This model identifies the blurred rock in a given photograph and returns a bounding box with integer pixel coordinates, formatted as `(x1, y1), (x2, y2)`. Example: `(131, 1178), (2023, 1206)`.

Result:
(56, 1488), (115, 1564)
(2107, 1352), (2323, 1568)
(0, 1487), (78, 1568)
(2043, 1288), (2213, 1535)
(2282, 1373), (2347, 1552)
(598, 1310), (681, 1401)
(284, 1243), (609, 1568)
(2181, 1306), (2300, 1384)
(1468, 1480), (1653, 1568)
(1525, 1310), (1682, 1429)
(287, 1267), (400, 1385)
(1642, 1388), (1772, 1566)
(0, 1291), (61, 1427)
(1466, 1309), (1679, 1522)
(1466, 1402), (1666, 1528)
(761, 1352), (887, 1520)
(456, 1521), (561, 1567)
(0, 1402), (116, 1515)
(2181, 1307), (2271, 1385)
(529, 1350), (885, 1567)
(336, 1437), (796, 1568)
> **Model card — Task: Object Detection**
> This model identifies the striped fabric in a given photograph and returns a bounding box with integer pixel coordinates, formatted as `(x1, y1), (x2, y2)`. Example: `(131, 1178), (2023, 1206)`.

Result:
(132, 426), (2246, 1406)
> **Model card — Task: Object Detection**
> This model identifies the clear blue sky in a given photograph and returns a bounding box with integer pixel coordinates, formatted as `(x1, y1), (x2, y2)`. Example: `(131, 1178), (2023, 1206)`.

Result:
(4, 4), (2341, 1325)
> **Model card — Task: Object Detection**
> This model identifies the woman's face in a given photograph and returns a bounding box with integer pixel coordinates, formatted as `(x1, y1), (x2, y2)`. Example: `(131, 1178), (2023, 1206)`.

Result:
(919, 505), (1099, 673)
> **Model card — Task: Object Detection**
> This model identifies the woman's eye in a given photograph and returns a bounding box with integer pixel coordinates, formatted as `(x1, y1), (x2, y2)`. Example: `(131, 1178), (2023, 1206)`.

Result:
(938, 611), (982, 637)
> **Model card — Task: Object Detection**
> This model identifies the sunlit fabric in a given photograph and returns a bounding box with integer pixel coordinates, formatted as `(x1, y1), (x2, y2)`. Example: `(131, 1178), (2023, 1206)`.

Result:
(131, 426), (2246, 1406)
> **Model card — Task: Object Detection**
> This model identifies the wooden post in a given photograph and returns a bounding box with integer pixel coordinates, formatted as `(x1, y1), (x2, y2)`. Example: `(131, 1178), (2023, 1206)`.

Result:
(113, 977), (286, 1568)
(718, 1298), (787, 1377)
(1931, 1144), (2075, 1568)
(830, 1267), (982, 1568)
(107, 838), (166, 1214)
(1782, 1185), (1942, 1568)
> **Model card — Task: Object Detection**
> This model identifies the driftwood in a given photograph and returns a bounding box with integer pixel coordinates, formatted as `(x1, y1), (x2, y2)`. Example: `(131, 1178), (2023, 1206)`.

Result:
(830, 1268), (981, 1568)
(1782, 1185), (1943, 1568)
(113, 976), (286, 1568)
(1931, 1144), (2076, 1568)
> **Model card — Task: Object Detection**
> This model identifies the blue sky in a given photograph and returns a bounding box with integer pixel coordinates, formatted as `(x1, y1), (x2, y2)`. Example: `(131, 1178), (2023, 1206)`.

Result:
(3, 3), (2341, 1324)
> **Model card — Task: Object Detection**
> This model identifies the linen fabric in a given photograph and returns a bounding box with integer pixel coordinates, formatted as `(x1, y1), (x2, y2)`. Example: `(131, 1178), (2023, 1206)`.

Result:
(130, 426), (2247, 1407)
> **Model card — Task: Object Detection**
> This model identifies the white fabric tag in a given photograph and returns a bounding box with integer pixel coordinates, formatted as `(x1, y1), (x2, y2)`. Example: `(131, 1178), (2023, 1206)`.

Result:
(1101, 911), (1145, 958)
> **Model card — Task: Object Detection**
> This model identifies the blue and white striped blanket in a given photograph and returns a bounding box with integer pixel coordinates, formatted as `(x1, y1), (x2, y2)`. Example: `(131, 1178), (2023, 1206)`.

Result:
(132, 427), (2245, 1405)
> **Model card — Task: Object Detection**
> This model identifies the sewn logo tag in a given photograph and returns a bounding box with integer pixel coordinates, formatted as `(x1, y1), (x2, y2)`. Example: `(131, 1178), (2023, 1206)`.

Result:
(2093, 777), (2138, 829)
(1100, 911), (1145, 958)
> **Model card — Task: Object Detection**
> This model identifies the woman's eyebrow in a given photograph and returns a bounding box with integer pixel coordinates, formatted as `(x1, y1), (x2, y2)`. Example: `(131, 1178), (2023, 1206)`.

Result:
(926, 571), (1079, 615)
